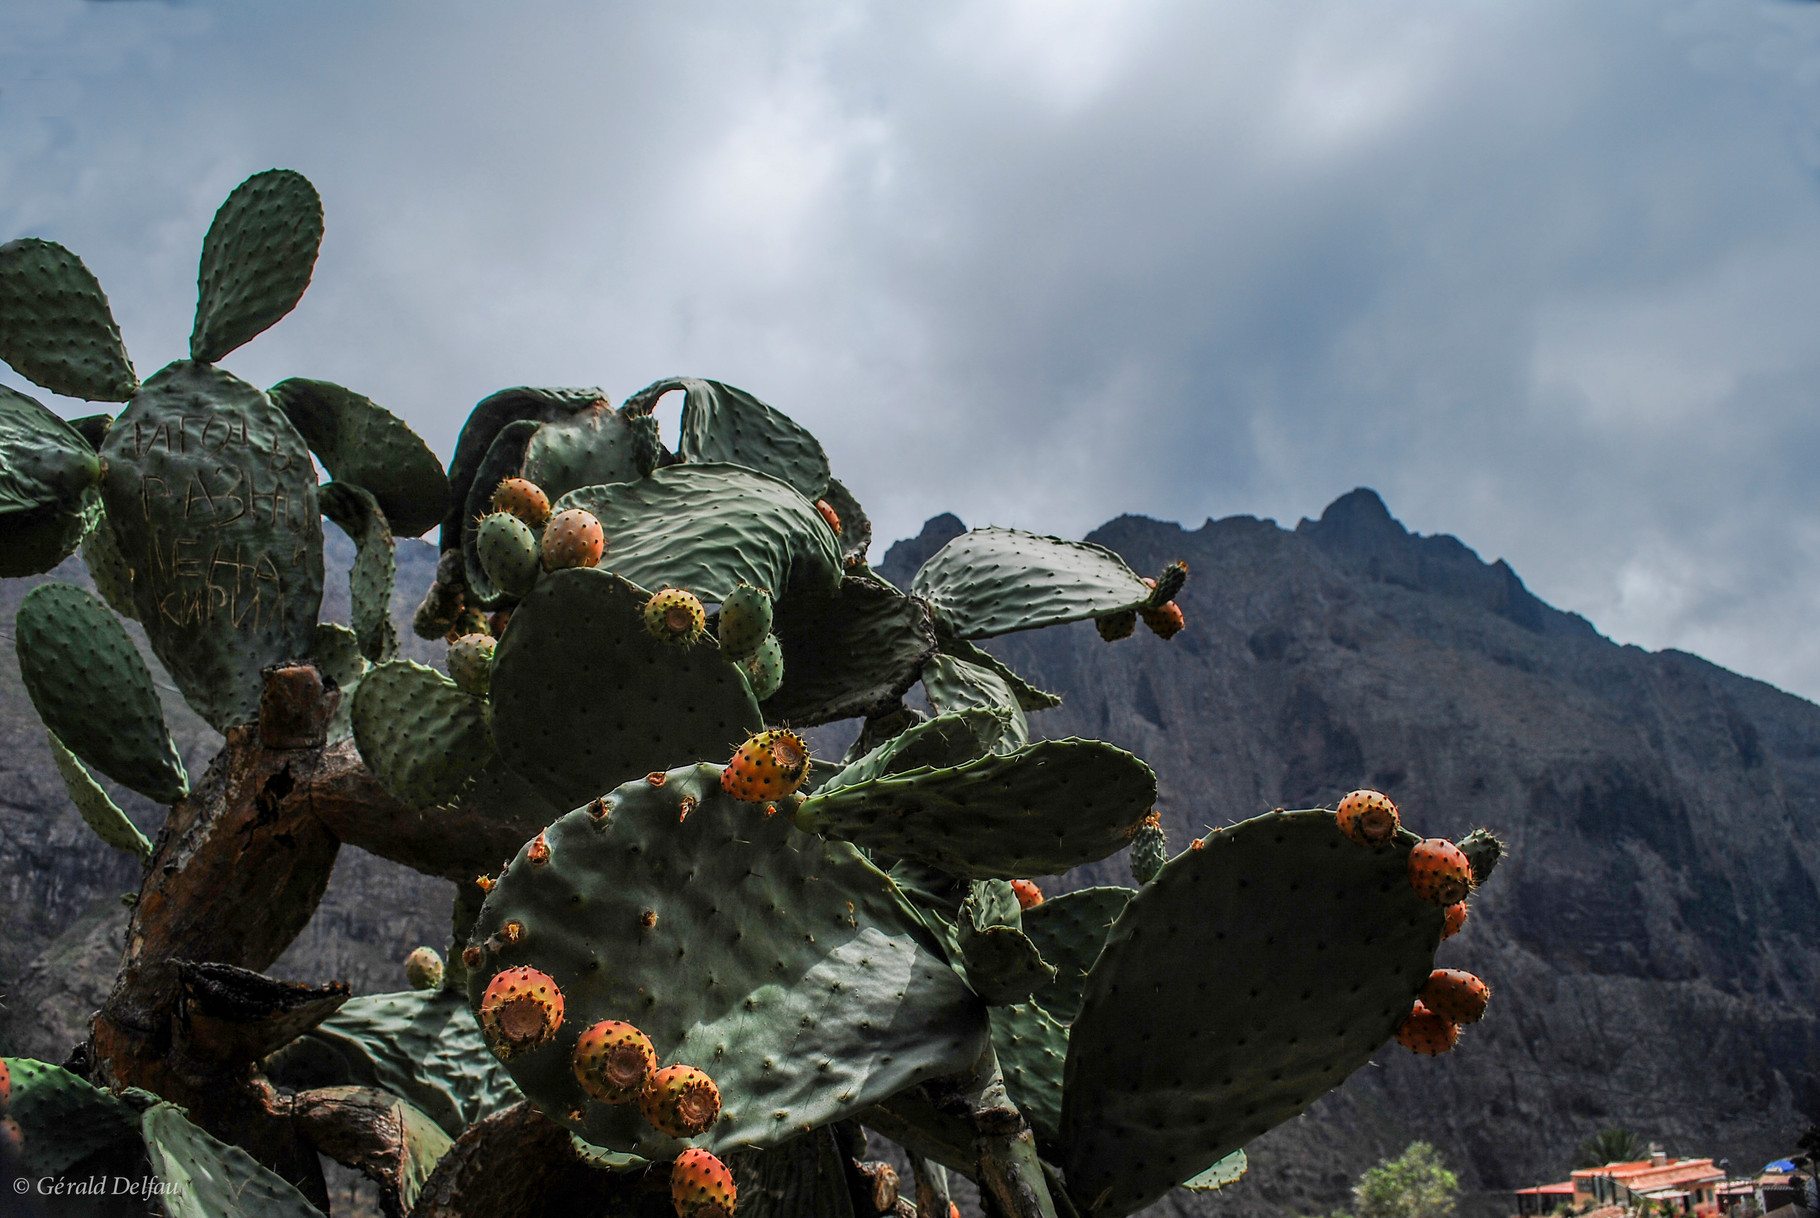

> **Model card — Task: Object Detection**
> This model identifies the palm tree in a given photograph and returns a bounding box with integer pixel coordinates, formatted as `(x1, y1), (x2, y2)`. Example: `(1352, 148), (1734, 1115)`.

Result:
(1575, 1129), (1648, 1170)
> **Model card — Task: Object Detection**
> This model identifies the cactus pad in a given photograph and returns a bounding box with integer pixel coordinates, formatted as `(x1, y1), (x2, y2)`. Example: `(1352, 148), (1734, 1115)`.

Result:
(488, 569), (762, 810)
(921, 654), (1029, 752)
(821, 708), (1001, 793)
(466, 762), (988, 1159)
(794, 739), (1156, 879)
(79, 501), (137, 618)
(268, 377), (450, 537)
(760, 574), (938, 726)
(461, 419), (543, 606)
(100, 360), (323, 731)
(46, 731), (154, 862)
(554, 464), (841, 603)
(1183, 1151), (1249, 1192)
(520, 400), (646, 501)
(0, 384), (102, 515)
(1060, 810), (1445, 1217)
(352, 660), (496, 809)
(911, 527), (1151, 640)
(440, 386), (604, 552)
(320, 481), (399, 664)
(990, 1002), (1068, 1148)
(821, 476), (872, 568)
(0, 1059), (143, 1177)
(958, 880), (1056, 1006)
(628, 376), (830, 502)
(189, 169), (324, 363)
(932, 635), (1063, 711)
(15, 582), (188, 804)
(141, 1101), (324, 1217)
(0, 239), (137, 401)
(1018, 886), (1132, 1026)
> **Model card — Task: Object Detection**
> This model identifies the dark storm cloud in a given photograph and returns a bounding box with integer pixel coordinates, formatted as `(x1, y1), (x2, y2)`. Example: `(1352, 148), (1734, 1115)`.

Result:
(7, 1), (1820, 696)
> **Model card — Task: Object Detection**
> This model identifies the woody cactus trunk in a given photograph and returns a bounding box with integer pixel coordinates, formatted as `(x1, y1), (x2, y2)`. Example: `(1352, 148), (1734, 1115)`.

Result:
(0, 172), (1503, 1218)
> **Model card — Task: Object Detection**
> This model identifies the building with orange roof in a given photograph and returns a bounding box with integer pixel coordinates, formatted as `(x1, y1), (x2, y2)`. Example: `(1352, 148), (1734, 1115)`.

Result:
(1572, 1148), (1725, 1216)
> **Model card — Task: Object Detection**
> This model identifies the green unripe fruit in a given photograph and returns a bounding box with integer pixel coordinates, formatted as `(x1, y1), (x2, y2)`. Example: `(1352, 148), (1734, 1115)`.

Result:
(742, 632), (784, 700)
(717, 582), (773, 661)
(643, 587), (706, 645)
(447, 633), (496, 699)
(404, 946), (444, 991)
(477, 511), (540, 596)
(1130, 811), (1166, 884)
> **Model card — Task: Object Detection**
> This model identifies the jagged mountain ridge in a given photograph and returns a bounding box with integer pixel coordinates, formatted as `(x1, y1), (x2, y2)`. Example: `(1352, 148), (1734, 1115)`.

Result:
(882, 488), (1819, 1217)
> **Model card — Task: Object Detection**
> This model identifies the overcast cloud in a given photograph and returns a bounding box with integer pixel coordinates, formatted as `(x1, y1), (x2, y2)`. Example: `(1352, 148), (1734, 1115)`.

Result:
(7, 1), (1820, 698)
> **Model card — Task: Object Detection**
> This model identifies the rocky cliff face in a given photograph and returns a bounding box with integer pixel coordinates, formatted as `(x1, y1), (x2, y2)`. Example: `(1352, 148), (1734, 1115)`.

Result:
(882, 489), (1820, 1216)
(3, 491), (1814, 1217)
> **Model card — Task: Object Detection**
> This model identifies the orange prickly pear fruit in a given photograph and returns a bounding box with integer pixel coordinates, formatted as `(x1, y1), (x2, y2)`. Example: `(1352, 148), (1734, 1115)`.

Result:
(1010, 879), (1044, 909)
(1395, 1000), (1459, 1055)
(671, 1147), (737, 1218)
(491, 477), (550, 527)
(1442, 901), (1468, 939)
(541, 508), (605, 571)
(721, 729), (811, 802)
(477, 965), (564, 1059)
(1420, 968), (1490, 1024)
(640, 1064), (721, 1137)
(1335, 789), (1400, 845)
(1407, 838), (1473, 906)
(573, 1020), (658, 1104)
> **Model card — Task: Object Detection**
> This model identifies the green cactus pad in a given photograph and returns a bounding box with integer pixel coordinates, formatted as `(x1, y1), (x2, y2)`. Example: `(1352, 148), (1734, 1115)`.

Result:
(911, 527), (1151, 640)
(761, 573), (937, 726)
(320, 482), (399, 664)
(80, 501), (137, 618)
(466, 762), (989, 1159)
(1183, 1150), (1249, 1192)
(100, 360), (324, 732)
(311, 621), (366, 741)
(268, 378), (450, 537)
(488, 568), (762, 810)
(1060, 810), (1445, 1218)
(555, 463), (842, 604)
(794, 739), (1156, 880)
(440, 386), (605, 552)
(460, 418), (542, 607)
(959, 880), (1056, 1006)
(282, 990), (524, 1136)
(520, 400), (646, 501)
(189, 169), (324, 363)
(352, 660), (496, 809)
(821, 708), (1000, 793)
(820, 475), (872, 567)
(935, 634), (1063, 711)
(628, 376), (830, 502)
(921, 654), (1028, 752)
(0, 239), (137, 401)
(0, 489), (97, 578)
(0, 1058), (143, 1177)
(728, 1127), (863, 1218)
(990, 1002), (1068, 1149)
(1019, 887), (1132, 1025)
(141, 1101), (323, 1218)
(0, 383), (102, 514)
(15, 582), (188, 804)
(47, 731), (153, 862)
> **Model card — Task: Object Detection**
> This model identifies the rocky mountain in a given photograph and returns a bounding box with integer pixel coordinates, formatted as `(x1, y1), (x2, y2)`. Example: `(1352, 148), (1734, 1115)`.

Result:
(2, 490), (1814, 1218)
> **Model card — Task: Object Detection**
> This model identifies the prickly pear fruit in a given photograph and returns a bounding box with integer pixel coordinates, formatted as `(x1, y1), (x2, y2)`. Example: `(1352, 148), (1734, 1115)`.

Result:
(671, 1147), (737, 1218)
(716, 583), (773, 661)
(721, 729), (810, 802)
(0, 1058), (9, 1109)
(488, 608), (512, 638)
(1137, 578), (1185, 640)
(477, 511), (541, 596)
(445, 606), (488, 643)
(815, 499), (843, 535)
(1407, 838), (1474, 906)
(1010, 879), (1044, 909)
(644, 587), (706, 645)
(491, 477), (551, 528)
(1394, 1000), (1459, 1055)
(1442, 902), (1468, 939)
(1336, 789), (1400, 845)
(478, 965), (564, 1059)
(541, 507), (605, 572)
(1420, 968), (1489, 1024)
(1130, 811), (1166, 885)
(404, 946), (444, 991)
(447, 633), (496, 698)
(0, 1117), (18, 1155)
(1096, 609), (1136, 641)
(640, 1064), (721, 1137)
(1456, 828), (1503, 886)
(741, 633), (784, 701)
(572, 1019), (658, 1104)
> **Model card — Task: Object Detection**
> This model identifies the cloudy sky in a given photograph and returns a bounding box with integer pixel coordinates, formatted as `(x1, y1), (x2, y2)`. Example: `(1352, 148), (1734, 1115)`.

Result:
(8, 1), (1820, 699)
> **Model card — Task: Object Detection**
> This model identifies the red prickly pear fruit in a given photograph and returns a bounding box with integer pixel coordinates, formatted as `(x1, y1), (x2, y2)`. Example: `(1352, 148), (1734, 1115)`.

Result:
(1394, 1000), (1459, 1055)
(640, 1064), (722, 1137)
(0, 1058), (10, 1109)
(491, 477), (551, 528)
(1420, 968), (1490, 1024)
(1010, 879), (1044, 910)
(448, 633), (496, 698)
(815, 499), (843, 536)
(1096, 609), (1137, 641)
(671, 1147), (737, 1218)
(572, 1020), (658, 1104)
(1407, 838), (1473, 906)
(541, 508), (606, 571)
(1441, 902), (1468, 939)
(404, 946), (444, 991)
(478, 965), (564, 1059)
(1139, 600), (1185, 640)
(721, 729), (811, 802)
(644, 588), (707, 644)
(1336, 790), (1400, 845)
